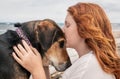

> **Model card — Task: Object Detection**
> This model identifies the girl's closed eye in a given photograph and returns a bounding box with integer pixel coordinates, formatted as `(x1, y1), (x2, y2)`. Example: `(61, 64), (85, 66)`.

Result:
(65, 21), (70, 28)
(65, 22), (70, 28)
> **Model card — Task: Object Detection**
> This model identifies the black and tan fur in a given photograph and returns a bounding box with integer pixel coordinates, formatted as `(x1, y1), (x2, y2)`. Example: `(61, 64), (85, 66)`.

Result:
(0, 19), (71, 79)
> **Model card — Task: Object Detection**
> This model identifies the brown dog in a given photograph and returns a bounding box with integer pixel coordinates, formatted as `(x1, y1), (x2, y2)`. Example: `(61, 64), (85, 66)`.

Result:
(0, 19), (71, 79)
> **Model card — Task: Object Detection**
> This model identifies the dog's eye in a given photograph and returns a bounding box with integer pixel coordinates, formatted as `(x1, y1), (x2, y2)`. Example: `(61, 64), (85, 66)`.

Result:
(59, 40), (64, 48)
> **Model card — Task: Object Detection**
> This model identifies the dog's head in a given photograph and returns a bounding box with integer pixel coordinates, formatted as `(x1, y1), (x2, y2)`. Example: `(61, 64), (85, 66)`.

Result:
(15, 19), (71, 71)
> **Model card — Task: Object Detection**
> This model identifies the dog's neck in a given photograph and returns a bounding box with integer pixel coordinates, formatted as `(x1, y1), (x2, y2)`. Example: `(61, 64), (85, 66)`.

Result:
(15, 25), (45, 57)
(16, 27), (31, 45)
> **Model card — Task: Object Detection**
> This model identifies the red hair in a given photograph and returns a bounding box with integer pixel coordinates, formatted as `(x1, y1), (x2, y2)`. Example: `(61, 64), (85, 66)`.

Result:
(68, 3), (120, 79)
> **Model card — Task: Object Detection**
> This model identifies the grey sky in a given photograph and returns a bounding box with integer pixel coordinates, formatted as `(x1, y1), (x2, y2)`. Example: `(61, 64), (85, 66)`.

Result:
(0, 0), (120, 23)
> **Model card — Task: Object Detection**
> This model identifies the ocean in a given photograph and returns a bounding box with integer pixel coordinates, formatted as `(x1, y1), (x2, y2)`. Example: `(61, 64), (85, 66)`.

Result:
(0, 23), (15, 34)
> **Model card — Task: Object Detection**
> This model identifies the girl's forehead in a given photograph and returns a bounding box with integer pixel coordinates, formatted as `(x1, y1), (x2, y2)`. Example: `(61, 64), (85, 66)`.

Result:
(65, 13), (73, 21)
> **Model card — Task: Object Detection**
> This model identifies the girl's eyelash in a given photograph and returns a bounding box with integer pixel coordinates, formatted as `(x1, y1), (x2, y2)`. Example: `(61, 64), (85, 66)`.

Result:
(65, 21), (70, 27)
(66, 25), (69, 27)
(66, 23), (70, 27)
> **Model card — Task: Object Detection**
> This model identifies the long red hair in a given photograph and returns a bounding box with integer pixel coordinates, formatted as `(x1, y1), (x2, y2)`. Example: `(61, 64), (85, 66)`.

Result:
(68, 3), (120, 79)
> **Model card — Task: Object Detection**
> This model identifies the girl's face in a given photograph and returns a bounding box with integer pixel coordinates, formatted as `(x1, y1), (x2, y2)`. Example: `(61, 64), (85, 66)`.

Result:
(63, 13), (85, 48)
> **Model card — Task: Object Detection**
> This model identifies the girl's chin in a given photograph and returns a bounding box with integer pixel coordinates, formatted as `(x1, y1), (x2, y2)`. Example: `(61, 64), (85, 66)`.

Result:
(66, 44), (70, 48)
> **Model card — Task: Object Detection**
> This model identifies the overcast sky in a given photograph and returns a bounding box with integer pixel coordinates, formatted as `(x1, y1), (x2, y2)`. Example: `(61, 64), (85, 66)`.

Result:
(0, 0), (120, 23)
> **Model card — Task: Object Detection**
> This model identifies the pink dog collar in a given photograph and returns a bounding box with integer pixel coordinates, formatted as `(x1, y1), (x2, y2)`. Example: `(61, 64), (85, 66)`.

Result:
(16, 27), (31, 45)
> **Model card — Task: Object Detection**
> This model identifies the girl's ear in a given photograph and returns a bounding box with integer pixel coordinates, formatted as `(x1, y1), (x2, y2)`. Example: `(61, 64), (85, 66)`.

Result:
(14, 23), (22, 27)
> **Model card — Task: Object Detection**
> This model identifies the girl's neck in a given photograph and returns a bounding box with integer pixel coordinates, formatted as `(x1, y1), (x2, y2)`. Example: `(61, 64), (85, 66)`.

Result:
(74, 42), (91, 57)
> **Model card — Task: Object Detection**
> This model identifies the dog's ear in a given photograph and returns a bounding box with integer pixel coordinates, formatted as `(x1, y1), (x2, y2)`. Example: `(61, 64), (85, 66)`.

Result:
(14, 23), (22, 27)
(35, 24), (56, 52)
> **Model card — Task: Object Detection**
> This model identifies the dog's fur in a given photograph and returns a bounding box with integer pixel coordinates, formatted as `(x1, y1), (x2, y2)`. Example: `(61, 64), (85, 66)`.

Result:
(0, 19), (71, 79)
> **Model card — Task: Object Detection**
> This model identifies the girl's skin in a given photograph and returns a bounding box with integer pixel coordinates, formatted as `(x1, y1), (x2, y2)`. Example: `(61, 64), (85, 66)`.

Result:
(12, 13), (91, 79)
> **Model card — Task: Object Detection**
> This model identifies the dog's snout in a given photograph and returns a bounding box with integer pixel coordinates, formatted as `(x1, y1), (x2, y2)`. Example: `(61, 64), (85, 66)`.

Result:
(55, 59), (72, 72)
(66, 59), (72, 68)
